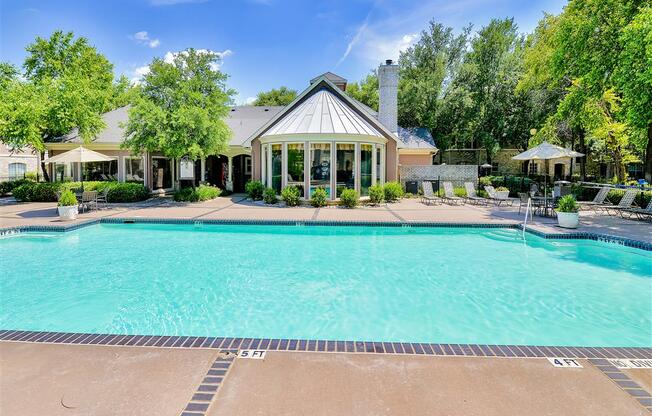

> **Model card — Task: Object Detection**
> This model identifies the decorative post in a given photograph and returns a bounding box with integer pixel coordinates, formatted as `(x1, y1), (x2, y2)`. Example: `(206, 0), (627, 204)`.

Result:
(226, 156), (233, 192)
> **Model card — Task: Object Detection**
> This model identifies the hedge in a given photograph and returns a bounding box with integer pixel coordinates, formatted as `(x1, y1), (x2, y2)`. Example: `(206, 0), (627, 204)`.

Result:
(0, 179), (33, 196)
(173, 185), (221, 202)
(12, 181), (150, 203)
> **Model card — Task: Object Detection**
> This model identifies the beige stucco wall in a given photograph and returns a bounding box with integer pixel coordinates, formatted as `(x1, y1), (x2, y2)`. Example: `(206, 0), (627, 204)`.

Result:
(399, 153), (432, 166)
(251, 139), (262, 181)
(386, 140), (398, 182)
(0, 144), (39, 180)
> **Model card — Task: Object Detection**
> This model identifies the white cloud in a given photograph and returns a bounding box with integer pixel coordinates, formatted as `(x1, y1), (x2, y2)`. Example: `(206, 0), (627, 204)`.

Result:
(132, 31), (161, 48)
(245, 96), (257, 105)
(130, 48), (232, 84)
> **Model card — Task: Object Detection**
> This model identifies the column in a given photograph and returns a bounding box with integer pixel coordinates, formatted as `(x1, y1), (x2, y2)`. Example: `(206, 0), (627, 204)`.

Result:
(330, 141), (336, 200)
(354, 142), (361, 193)
(281, 143), (288, 190)
(200, 157), (206, 183)
(226, 156), (233, 192)
(304, 141), (310, 198)
(371, 144), (377, 186)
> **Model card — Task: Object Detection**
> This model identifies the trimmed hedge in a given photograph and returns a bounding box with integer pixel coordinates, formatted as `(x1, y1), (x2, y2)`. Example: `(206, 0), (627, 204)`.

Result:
(340, 188), (359, 208)
(310, 187), (328, 207)
(281, 186), (301, 206)
(383, 181), (404, 202)
(174, 185), (221, 202)
(12, 181), (150, 203)
(245, 180), (264, 200)
(0, 179), (33, 196)
(368, 184), (384, 204)
(263, 187), (278, 204)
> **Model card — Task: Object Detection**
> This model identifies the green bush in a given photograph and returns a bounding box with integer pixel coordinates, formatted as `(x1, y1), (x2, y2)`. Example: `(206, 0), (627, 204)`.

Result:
(57, 189), (78, 206)
(479, 176), (492, 187)
(263, 187), (278, 204)
(11, 181), (149, 203)
(368, 184), (384, 204)
(245, 180), (264, 200)
(383, 181), (404, 202)
(495, 186), (509, 192)
(281, 186), (301, 206)
(436, 187), (467, 198)
(339, 188), (359, 208)
(606, 189), (652, 208)
(0, 179), (32, 196)
(310, 187), (328, 207)
(557, 195), (579, 213)
(174, 185), (221, 202)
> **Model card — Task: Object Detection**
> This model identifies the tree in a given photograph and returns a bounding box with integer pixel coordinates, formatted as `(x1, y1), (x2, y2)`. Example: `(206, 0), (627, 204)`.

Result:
(252, 86), (297, 106)
(0, 31), (116, 180)
(345, 72), (378, 111)
(123, 48), (235, 164)
(614, 7), (652, 181)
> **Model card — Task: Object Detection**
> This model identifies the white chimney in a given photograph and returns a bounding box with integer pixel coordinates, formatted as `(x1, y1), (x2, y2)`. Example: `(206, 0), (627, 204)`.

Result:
(378, 59), (398, 134)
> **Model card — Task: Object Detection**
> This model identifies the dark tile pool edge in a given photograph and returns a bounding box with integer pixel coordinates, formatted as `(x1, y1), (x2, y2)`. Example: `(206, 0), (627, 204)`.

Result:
(1, 330), (650, 360)
(589, 359), (652, 413)
(180, 350), (236, 416)
(1, 218), (650, 251)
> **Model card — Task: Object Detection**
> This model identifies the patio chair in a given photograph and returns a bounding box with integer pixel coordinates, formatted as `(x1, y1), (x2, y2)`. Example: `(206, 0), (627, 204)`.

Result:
(420, 181), (440, 205)
(463, 182), (488, 205)
(594, 189), (638, 216)
(80, 191), (98, 213)
(620, 199), (652, 222)
(517, 192), (530, 214)
(96, 187), (109, 209)
(578, 187), (610, 211)
(484, 185), (510, 206)
(442, 182), (464, 205)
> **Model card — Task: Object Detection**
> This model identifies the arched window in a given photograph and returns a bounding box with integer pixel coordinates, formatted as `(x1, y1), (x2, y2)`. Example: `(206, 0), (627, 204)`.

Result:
(8, 163), (26, 180)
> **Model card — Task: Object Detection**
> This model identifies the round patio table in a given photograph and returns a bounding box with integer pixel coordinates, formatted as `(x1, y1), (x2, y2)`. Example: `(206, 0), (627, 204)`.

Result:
(530, 196), (557, 217)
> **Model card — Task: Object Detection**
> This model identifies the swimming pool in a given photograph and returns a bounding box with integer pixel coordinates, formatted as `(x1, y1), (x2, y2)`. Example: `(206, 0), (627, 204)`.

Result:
(1, 223), (650, 347)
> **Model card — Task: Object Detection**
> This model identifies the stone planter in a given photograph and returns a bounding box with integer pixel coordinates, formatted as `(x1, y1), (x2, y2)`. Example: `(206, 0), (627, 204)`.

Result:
(57, 205), (78, 221)
(556, 211), (579, 229)
(495, 191), (510, 200)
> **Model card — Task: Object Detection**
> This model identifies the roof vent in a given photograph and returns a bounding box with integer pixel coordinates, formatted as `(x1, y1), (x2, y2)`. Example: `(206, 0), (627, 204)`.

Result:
(264, 108), (269, 111)
(385, 59), (393, 65)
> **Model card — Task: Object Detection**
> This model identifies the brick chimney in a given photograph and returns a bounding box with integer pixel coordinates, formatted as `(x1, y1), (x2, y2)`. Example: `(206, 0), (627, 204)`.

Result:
(378, 59), (398, 134)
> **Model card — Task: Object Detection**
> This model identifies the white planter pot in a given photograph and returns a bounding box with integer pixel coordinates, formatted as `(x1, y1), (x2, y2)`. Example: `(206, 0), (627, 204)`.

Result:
(495, 191), (510, 199)
(557, 211), (579, 229)
(58, 205), (78, 221)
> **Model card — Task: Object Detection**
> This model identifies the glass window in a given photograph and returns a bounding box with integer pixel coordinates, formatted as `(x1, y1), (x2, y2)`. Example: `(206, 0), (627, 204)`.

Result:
(361, 144), (373, 196)
(125, 157), (144, 182)
(8, 163), (26, 180)
(152, 157), (172, 189)
(262, 145), (268, 185)
(82, 160), (117, 181)
(376, 147), (382, 185)
(310, 143), (331, 198)
(54, 163), (69, 182)
(336, 143), (355, 197)
(287, 143), (304, 197)
(271, 144), (282, 192)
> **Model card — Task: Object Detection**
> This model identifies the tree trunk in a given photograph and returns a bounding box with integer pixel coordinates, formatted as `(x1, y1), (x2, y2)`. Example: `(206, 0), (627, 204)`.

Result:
(39, 151), (50, 182)
(645, 124), (652, 183)
(578, 130), (586, 181)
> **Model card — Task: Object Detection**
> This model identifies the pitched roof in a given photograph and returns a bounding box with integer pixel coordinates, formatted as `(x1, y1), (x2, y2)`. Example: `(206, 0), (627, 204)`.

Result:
(50, 106), (130, 144)
(310, 72), (347, 85)
(396, 127), (436, 149)
(262, 88), (384, 137)
(226, 106), (284, 146)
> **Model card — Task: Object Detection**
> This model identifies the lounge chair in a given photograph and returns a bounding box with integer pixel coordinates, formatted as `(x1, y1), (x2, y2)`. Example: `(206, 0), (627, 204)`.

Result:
(96, 187), (109, 209)
(464, 182), (488, 205)
(80, 191), (98, 213)
(442, 182), (465, 205)
(420, 181), (440, 205)
(620, 199), (652, 221)
(484, 185), (514, 206)
(594, 189), (638, 216)
(578, 187), (611, 211)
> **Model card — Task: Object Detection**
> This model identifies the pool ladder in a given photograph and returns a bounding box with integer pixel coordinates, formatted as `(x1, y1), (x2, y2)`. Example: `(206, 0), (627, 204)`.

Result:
(522, 197), (532, 240)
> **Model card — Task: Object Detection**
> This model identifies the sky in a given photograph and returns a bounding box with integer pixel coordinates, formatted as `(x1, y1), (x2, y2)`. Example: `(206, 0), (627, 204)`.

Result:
(1, 0), (566, 105)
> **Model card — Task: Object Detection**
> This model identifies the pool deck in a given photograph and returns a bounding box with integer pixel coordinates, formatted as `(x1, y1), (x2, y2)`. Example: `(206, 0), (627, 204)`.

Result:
(1, 195), (651, 415)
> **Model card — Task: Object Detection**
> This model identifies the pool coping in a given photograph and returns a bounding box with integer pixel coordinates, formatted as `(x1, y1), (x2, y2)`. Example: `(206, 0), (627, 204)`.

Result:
(1, 330), (650, 361)
(1, 217), (650, 251)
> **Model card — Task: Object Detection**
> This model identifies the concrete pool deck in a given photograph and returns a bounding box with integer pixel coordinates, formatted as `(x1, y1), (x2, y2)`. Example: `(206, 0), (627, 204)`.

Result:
(1, 341), (650, 415)
(1, 195), (650, 243)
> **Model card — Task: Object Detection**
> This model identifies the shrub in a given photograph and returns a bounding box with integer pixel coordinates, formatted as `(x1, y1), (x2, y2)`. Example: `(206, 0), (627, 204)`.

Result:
(495, 186), (509, 192)
(101, 182), (150, 202)
(310, 187), (328, 207)
(383, 181), (404, 202)
(0, 179), (32, 196)
(245, 180), (264, 200)
(281, 185), (301, 206)
(368, 185), (384, 204)
(340, 188), (359, 208)
(557, 195), (579, 213)
(174, 185), (220, 202)
(606, 189), (652, 208)
(479, 176), (492, 187)
(11, 181), (149, 203)
(263, 187), (278, 204)
(57, 189), (78, 206)
(24, 171), (38, 181)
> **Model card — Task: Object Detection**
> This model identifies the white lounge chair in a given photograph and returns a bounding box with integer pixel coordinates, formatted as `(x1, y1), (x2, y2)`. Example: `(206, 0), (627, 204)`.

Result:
(442, 182), (464, 205)
(484, 185), (513, 206)
(420, 181), (440, 205)
(594, 189), (638, 216)
(464, 182), (488, 205)
(578, 187), (610, 211)
(620, 199), (652, 221)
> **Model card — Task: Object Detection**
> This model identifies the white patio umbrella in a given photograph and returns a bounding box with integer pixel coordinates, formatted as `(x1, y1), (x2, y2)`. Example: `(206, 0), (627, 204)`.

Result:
(512, 142), (584, 198)
(44, 146), (115, 190)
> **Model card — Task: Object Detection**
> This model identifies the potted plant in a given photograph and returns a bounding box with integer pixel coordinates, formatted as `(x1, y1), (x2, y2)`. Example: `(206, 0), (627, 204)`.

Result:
(495, 186), (510, 200)
(556, 195), (580, 229)
(57, 189), (79, 221)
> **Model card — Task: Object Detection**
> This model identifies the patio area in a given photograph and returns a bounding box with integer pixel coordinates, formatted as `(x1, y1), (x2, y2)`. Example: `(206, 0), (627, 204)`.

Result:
(1, 195), (650, 243)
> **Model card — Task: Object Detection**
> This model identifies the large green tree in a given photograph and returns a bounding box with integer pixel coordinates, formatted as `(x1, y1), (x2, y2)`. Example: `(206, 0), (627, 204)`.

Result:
(123, 49), (235, 162)
(345, 71), (378, 111)
(252, 86), (297, 106)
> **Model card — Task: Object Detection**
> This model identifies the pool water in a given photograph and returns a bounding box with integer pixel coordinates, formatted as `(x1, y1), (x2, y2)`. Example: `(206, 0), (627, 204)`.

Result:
(1, 224), (650, 347)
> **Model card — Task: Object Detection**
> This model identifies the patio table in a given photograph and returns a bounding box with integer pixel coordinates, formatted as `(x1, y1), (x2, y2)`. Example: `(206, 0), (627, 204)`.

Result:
(530, 196), (557, 217)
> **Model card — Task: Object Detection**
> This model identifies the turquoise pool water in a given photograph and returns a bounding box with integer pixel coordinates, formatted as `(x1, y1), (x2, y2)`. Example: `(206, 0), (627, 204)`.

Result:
(1, 224), (650, 347)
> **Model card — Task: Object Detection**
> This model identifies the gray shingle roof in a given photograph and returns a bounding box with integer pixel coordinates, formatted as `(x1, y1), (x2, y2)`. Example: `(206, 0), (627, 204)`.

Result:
(396, 127), (436, 149)
(226, 106), (283, 145)
(50, 106), (130, 144)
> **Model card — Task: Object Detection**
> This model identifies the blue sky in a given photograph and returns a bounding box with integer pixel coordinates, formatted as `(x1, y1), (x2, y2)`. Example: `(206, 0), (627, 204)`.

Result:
(1, 0), (566, 104)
